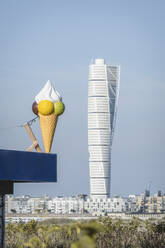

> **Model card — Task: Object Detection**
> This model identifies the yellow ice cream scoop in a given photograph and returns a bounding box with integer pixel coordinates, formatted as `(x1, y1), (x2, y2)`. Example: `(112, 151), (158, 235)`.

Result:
(38, 100), (54, 115)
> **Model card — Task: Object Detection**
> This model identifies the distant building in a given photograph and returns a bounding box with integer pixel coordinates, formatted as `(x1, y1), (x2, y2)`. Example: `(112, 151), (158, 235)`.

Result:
(6, 192), (165, 216)
(6, 195), (50, 214)
(84, 197), (127, 215)
(137, 194), (165, 213)
(88, 59), (120, 199)
(47, 196), (84, 214)
(145, 190), (150, 197)
(127, 195), (139, 213)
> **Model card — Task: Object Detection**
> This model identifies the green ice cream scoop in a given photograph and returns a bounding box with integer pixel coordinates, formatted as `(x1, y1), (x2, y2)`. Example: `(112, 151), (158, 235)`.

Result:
(54, 101), (65, 115)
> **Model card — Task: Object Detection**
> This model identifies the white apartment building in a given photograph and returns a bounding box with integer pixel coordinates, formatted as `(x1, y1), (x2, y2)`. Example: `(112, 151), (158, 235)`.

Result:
(6, 195), (85, 215)
(84, 197), (127, 215)
(6, 194), (165, 216)
(6, 195), (50, 214)
(88, 59), (120, 199)
(7, 195), (31, 214)
(47, 196), (84, 214)
(6, 195), (127, 215)
(127, 195), (139, 213)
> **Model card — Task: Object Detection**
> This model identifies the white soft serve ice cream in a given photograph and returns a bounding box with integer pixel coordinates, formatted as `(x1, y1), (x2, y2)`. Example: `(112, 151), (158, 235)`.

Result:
(35, 80), (62, 103)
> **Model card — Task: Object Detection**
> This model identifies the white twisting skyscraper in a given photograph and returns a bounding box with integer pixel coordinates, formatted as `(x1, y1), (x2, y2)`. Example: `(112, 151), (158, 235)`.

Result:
(88, 59), (120, 199)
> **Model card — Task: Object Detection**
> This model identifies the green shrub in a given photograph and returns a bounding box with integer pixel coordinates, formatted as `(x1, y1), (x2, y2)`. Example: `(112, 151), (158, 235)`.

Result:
(5, 218), (165, 248)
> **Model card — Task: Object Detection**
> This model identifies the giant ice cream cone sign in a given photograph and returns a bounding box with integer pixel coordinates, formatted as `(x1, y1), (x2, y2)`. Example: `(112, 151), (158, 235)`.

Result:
(32, 80), (65, 153)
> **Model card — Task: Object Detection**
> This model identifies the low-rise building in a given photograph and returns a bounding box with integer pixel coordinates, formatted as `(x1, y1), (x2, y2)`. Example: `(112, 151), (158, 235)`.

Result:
(6, 192), (165, 215)
(84, 196), (127, 215)
(137, 192), (165, 213)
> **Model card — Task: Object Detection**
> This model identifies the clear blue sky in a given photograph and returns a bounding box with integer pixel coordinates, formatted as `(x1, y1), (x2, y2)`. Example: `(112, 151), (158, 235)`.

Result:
(0, 0), (164, 197)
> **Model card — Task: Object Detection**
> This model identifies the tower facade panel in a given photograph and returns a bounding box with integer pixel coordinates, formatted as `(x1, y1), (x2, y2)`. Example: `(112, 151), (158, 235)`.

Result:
(89, 162), (110, 177)
(88, 59), (120, 199)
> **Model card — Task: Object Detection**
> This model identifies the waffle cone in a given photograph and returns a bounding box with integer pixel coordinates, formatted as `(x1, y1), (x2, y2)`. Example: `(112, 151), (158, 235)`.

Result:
(39, 112), (58, 153)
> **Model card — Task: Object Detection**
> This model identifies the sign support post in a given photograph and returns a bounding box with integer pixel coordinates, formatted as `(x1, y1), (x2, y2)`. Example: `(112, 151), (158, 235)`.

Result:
(0, 195), (5, 248)
(0, 181), (13, 248)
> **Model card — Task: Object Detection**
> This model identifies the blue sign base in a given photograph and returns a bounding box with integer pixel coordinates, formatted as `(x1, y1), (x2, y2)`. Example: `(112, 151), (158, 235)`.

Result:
(0, 149), (57, 182)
